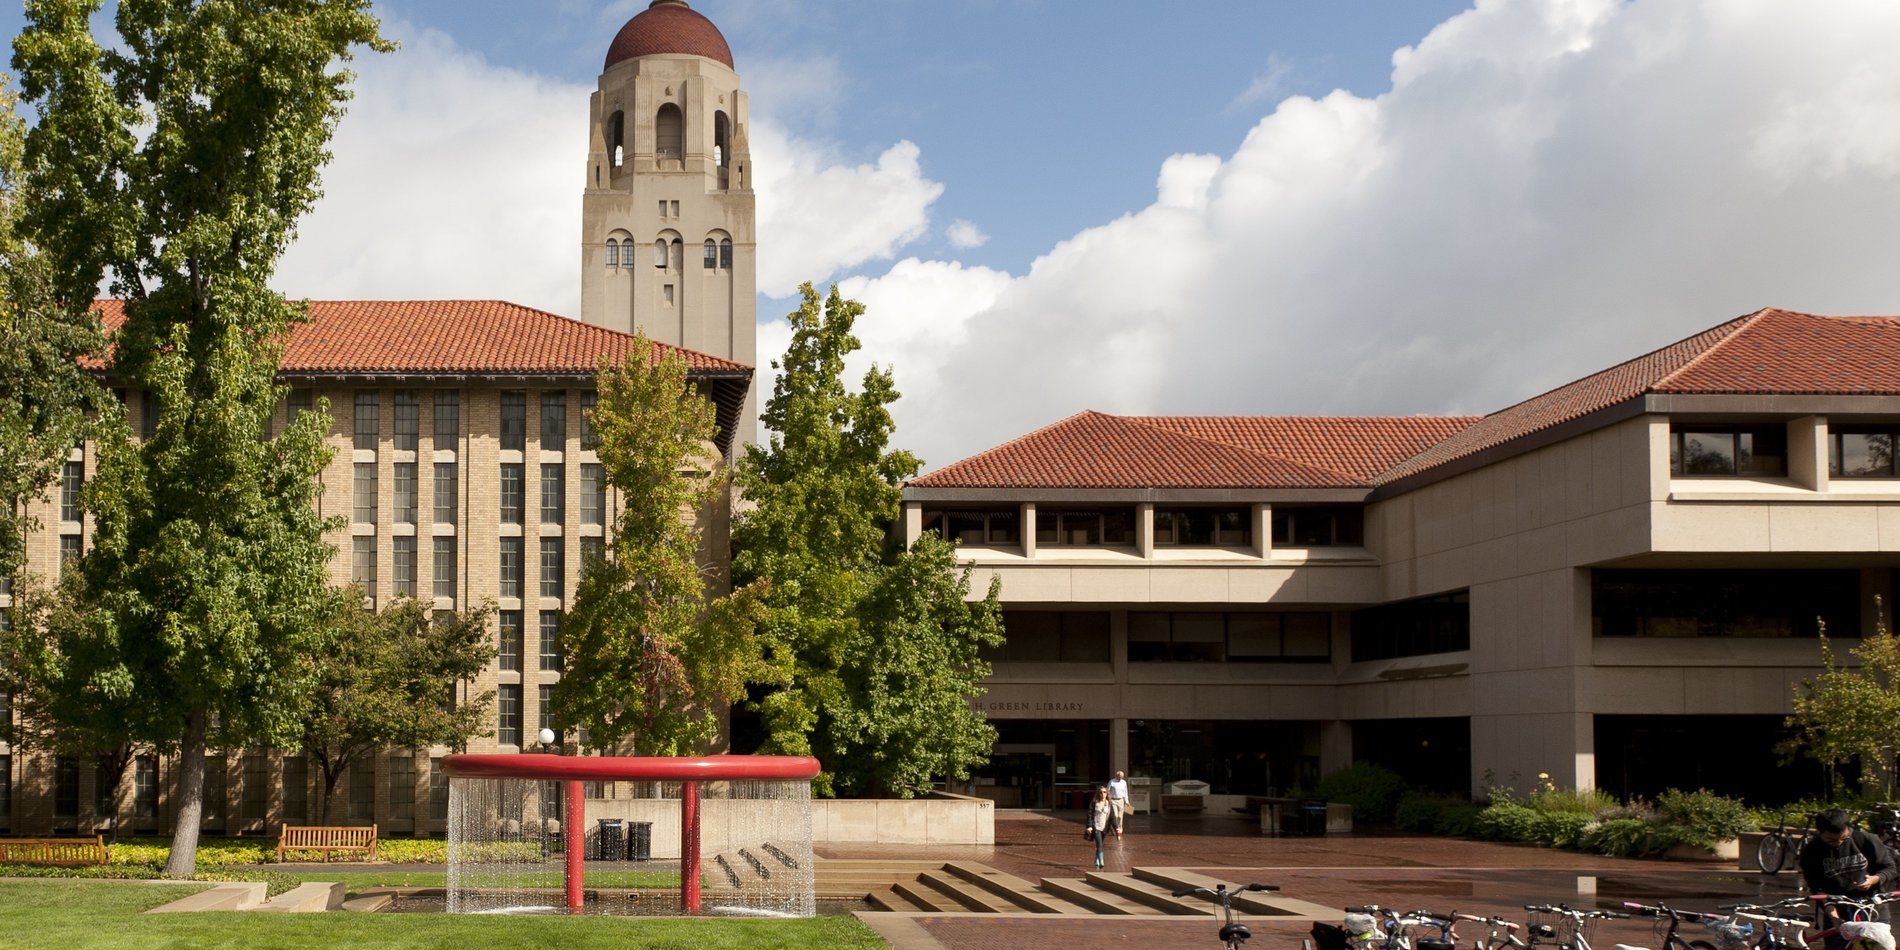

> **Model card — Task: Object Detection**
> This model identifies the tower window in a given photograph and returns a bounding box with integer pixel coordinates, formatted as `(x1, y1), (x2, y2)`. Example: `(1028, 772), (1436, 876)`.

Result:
(704, 239), (717, 269)
(605, 239), (619, 268)
(720, 239), (733, 269)
(663, 284), (675, 305)
(653, 238), (670, 268)
(608, 111), (624, 168)
(715, 111), (730, 168)
(655, 104), (683, 161)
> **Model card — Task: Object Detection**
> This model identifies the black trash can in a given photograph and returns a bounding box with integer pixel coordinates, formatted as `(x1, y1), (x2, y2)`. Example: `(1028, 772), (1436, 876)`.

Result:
(627, 821), (652, 861)
(1300, 801), (1329, 836)
(597, 819), (625, 861)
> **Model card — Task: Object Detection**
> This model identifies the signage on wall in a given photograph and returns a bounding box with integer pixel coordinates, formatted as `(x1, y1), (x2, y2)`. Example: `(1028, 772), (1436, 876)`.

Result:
(969, 701), (1087, 715)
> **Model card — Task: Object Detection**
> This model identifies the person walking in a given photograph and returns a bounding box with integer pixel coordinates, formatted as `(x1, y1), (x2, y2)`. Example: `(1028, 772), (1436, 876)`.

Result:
(1108, 770), (1130, 837)
(1087, 787), (1113, 868)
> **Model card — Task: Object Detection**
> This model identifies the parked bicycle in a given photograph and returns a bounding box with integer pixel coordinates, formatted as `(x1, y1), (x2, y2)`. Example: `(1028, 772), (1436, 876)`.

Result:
(1762, 811), (1821, 875)
(1522, 903), (1629, 950)
(1171, 881), (1277, 950)
(1805, 893), (1899, 950)
(1858, 807), (1900, 856)
(1620, 900), (1726, 950)
(1452, 911), (1530, 950)
(1716, 898), (1820, 950)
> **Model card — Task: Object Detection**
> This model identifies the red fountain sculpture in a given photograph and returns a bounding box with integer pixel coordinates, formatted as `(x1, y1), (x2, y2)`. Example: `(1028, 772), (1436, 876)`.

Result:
(441, 754), (821, 914)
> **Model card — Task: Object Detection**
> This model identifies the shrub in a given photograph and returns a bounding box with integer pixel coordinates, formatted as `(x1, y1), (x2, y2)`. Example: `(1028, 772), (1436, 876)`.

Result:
(376, 838), (449, 864)
(1531, 812), (1595, 849)
(1529, 786), (1618, 817)
(1314, 762), (1410, 824)
(1473, 802), (1541, 842)
(1655, 788), (1750, 848)
(1395, 792), (1483, 837)
(1581, 818), (1658, 858)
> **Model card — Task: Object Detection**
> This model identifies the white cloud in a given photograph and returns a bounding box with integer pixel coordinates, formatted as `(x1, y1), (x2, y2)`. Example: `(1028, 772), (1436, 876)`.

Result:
(751, 125), (945, 296)
(945, 220), (989, 250)
(1227, 53), (1293, 113)
(831, 0), (1900, 470)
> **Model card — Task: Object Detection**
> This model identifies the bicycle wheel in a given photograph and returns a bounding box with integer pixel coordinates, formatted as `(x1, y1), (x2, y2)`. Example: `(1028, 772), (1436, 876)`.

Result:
(1689, 940), (1718, 950)
(1758, 832), (1790, 874)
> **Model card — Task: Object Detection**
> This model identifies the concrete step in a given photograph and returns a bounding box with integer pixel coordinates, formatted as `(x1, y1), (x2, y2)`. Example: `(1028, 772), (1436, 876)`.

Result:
(1085, 871), (1212, 916)
(1132, 867), (1337, 919)
(1039, 877), (1167, 916)
(340, 893), (394, 913)
(257, 881), (347, 913)
(892, 878), (962, 913)
(914, 870), (1019, 913)
(145, 881), (267, 914)
(943, 861), (1085, 914)
(866, 885), (937, 913)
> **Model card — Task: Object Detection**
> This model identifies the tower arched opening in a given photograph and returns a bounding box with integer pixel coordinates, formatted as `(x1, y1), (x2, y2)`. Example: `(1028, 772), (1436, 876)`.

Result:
(655, 103), (684, 163)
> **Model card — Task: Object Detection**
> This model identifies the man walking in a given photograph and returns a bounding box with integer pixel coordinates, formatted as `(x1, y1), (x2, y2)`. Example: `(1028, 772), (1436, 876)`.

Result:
(1108, 770), (1130, 837)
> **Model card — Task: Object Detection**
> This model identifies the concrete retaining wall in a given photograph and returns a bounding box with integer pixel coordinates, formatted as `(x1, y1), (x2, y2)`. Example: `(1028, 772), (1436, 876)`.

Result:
(571, 791), (995, 859)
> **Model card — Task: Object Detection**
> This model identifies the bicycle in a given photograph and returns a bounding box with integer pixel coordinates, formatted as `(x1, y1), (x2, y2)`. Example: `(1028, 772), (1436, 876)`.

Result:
(1523, 903), (1629, 950)
(1171, 881), (1278, 949)
(1716, 898), (1819, 950)
(1333, 904), (1445, 950)
(1761, 811), (1820, 875)
(1452, 911), (1531, 950)
(1858, 807), (1900, 855)
(1619, 900), (1725, 950)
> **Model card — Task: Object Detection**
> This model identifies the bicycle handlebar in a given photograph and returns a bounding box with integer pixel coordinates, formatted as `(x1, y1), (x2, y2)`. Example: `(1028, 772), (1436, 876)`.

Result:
(1454, 912), (1520, 930)
(1173, 882), (1278, 899)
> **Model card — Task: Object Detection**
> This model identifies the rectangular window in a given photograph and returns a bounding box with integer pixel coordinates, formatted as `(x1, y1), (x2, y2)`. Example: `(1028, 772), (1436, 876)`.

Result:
(1670, 424), (1788, 476)
(1129, 612), (1334, 663)
(393, 463), (417, 525)
(1271, 507), (1364, 547)
(1351, 593), (1470, 661)
(135, 756), (159, 822)
(348, 763), (374, 821)
(500, 392), (526, 452)
(433, 537), (457, 599)
(54, 757), (79, 820)
(500, 464), (524, 525)
(141, 392), (160, 441)
(429, 758), (449, 822)
(0, 755), (9, 831)
(580, 464), (605, 525)
(241, 754), (269, 823)
(388, 757), (415, 816)
(539, 612), (562, 671)
(433, 391), (459, 447)
(499, 610), (523, 671)
(1592, 568), (1857, 639)
(540, 538), (564, 600)
(1155, 508), (1252, 546)
(500, 538), (522, 598)
(353, 463), (378, 524)
(985, 612), (1111, 663)
(58, 535), (81, 577)
(392, 537), (416, 599)
(580, 392), (599, 449)
(433, 462), (457, 524)
(1033, 507), (1135, 547)
(286, 388), (313, 426)
(719, 240), (732, 269)
(393, 391), (419, 452)
(923, 509), (1019, 545)
(95, 755), (118, 818)
(60, 461), (83, 522)
(541, 464), (565, 524)
(1831, 428), (1899, 478)
(539, 685), (557, 737)
(580, 536), (604, 572)
(352, 536), (376, 598)
(354, 392), (378, 451)
(202, 756), (228, 829)
(498, 685), (522, 747)
(541, 392), (566, 451)
(280, 756), (307, 824)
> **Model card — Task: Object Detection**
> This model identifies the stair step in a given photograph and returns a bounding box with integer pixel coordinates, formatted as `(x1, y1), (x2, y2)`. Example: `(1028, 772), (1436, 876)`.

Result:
(915, 871), (1019, 913)
(1085, 871), (1212, 916)
(865, 886), (935, 913)
(943, 862), (1078, 914)
(892, 878), (961, 912)
(1131, 867), (1338, 919)
(1039, 877), (1168, 916)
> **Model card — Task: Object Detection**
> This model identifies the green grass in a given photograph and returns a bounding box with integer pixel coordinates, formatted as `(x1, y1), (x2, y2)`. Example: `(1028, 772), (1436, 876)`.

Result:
(0, 879), (888, 949)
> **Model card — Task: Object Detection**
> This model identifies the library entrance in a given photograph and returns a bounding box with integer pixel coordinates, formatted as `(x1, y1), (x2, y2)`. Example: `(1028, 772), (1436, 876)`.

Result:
(963, 720), (1110, 809)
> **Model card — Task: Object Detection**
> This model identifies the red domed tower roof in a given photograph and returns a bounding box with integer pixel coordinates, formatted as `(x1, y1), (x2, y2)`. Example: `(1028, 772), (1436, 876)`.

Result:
(604, 0), (734, 70)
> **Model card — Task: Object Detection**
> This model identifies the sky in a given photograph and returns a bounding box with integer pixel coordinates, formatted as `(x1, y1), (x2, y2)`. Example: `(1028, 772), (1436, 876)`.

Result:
(9, 1), (1900, 472)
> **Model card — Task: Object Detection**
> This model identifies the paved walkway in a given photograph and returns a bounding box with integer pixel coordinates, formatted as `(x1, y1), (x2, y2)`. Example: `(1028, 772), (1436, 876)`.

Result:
(832, 811), (1802, 950)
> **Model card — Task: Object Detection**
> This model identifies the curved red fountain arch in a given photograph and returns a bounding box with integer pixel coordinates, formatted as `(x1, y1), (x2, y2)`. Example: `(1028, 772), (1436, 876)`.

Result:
(442, 754), (821, 914)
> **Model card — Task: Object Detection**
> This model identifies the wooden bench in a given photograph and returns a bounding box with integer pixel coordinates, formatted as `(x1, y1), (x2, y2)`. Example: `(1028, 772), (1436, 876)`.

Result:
(1158, 794), (1205, 816)
(0, 835), (109, 866)
(277, 825), (378, 863)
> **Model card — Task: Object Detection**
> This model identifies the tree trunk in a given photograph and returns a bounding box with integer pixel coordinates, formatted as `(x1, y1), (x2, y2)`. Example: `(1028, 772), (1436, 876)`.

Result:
(163, 711), (207, 878)
(318, 758), (344, 826)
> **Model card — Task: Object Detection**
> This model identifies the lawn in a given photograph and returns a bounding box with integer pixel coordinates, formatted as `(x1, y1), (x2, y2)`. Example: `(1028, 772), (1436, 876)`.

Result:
(0, 879), (889, 950)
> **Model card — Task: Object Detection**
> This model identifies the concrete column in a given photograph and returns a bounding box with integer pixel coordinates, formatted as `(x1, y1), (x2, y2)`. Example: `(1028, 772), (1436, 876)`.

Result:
(1647, 416), (1673, 500)
(1110, 609), (1129, 684)
(1021, 503), (1037, 558)
(1319, 720), (1352, 779)
(1136, 504), (1154, 559)
(1788, 415), (1827, 491)
(1110, 718), (1130, 777)
(902, 502), (922, 548)
(1254, 503), (1272, 559)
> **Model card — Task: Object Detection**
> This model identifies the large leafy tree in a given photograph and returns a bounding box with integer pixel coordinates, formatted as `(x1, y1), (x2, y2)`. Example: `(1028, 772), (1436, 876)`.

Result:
(554, 335), (770, 754)
(299, 594), (496, 823)
(10, 0), (388, 876)
(734, 283), (1001, 797)
(1786, 602), (1900, 798)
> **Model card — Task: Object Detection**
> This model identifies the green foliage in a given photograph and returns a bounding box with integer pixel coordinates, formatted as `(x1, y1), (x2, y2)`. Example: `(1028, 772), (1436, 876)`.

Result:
(1531, 812), (1595, 849)
(1654, 787), (1752, 847)
(1528, 785), (1619, 816)
(1394, 792), (1481, 836)
(733, 284), (1002, 797)
(555, 335), (770, 755)
(9, 0), (388, 878)
(1786, 602), (1900, 798)
(1473, 801), (1542, 842)
(1580, 817), (1661, 858)
(298, 594), (497, 822)
(1314, 762), (1410, 824)
(371, 838), (448, 865)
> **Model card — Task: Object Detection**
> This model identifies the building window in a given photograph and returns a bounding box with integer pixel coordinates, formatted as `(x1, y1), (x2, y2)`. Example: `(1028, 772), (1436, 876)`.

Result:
(0, 755), (9, 831)
(1271, 507), (1364, 547)
(541, 464), (565, 524)
(388, 757), (415, 819)
(433, 462), (457, 524)
(1670, 424), (1787, 477)
(923, 509), (1018, 545)
(1593, 569), (1857, 638)
(141, 391), (160, 441)
(538, 685), (558, 741)
(280, 756), (306, 824)
(580, 392), (599, 449)
(663, 284), (674, 306)
(433, 391), (459, 447)
(500, 392), (526, 452)
(95, 755), (119, 818)
(1155, 508), (1252, 546)
(429, 758), (449, 822)
(540, 539), (564, 600)
(720, 238), (733, 270)
(353, 392), (378, 451)
(393, 463), (417, 525)
(499, 610), (523, 672)
(984, 612), (1111, 663)
(392, 537), (416, 599)
(655, 103), (683, 160)
(348, 763), (374, 821)
(54, 757), (79, 821)
(58, 535), (81, 577)
(352, 537), (376, 598)
(1130, 611), (1332, 663)
(201, 756), (226, 830)
(432, 537), (457, 600)
(241, 753), (269, 824)
(353, 463), (377, 524)
(135, 756), (159, 822)
(606, 238), (620, 268)
(580, 536), (604, 571)
(498, 685), (522, 747)
(393, 391), (419, 452)
(60, 461), (83, 522)
(1831, 427), (1899, 478)
(1034, 508), (1135, 547)
(1350, 593), (1470, 661)
(499, 464), (524, 525)
(499, 538), (522, 599)
(539, 612), (562, 671)
(287, 388), (314, 425)
(580, 464), (605, 525)
(704, 238), (718, 269)
(541, 392), (566, 451)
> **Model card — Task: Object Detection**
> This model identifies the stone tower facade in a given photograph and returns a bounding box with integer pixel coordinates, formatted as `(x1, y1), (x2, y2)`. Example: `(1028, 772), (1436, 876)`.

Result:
(581, 0), (758, 444)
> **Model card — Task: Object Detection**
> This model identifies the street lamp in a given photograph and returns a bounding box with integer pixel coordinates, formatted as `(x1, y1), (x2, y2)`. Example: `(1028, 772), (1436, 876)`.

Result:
(537, 729), (559, 857)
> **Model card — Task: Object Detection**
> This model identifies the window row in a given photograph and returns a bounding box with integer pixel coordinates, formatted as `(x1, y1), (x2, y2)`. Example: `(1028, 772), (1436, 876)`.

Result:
(1130, 611), (1331, 663)
(604, 235), (735, 271)
(496, 683), (579, 749)
(1592, 568), (1858, 638)
(350, 462), (605, 527)
(1670, 421), (1900, 479)
(343, 390), (599, 453)
(919, 505), (1362, 548)
(1349, 591), (1470, 662)
(496, 610), (564, 673)
(349, 535), (600, 602)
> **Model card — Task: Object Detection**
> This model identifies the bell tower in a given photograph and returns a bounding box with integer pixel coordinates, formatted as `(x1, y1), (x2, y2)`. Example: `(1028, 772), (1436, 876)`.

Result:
(581, 0), (757, 444)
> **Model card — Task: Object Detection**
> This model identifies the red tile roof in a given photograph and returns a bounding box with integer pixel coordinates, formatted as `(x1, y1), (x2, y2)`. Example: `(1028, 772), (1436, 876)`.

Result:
(91, 299), (749, 376)
(908, 411), (1476, 490)
(604, 0), (735, 70)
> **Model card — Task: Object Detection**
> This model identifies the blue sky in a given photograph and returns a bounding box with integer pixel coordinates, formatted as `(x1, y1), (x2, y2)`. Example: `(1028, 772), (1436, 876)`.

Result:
(11, 2), (1900, 468)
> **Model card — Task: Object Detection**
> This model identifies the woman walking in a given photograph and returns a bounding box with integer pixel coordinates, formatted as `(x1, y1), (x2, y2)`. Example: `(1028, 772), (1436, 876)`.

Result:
(1088, 786), (1112, 868)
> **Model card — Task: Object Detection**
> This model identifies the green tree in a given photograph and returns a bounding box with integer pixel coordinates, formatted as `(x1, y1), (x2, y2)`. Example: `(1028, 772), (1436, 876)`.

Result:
(1786, 602), (1900, 798)
(554, 335), (770, 754)
(299, 594), (496, 824)
(11, 0), (388, 877)
(735, 283), (1002, 797)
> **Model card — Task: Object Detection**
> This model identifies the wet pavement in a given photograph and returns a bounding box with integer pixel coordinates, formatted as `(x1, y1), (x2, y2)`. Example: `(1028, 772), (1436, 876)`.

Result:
(823, 811), (1808, 950)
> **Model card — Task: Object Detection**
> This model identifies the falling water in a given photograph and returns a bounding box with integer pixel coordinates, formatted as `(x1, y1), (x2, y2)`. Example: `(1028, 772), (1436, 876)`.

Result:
(445, 777), (560, 914)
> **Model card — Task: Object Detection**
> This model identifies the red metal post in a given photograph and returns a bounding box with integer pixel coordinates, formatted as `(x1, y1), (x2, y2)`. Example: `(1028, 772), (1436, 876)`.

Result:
(563, 779), (584, 913)
(681, 780), (701, 914)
